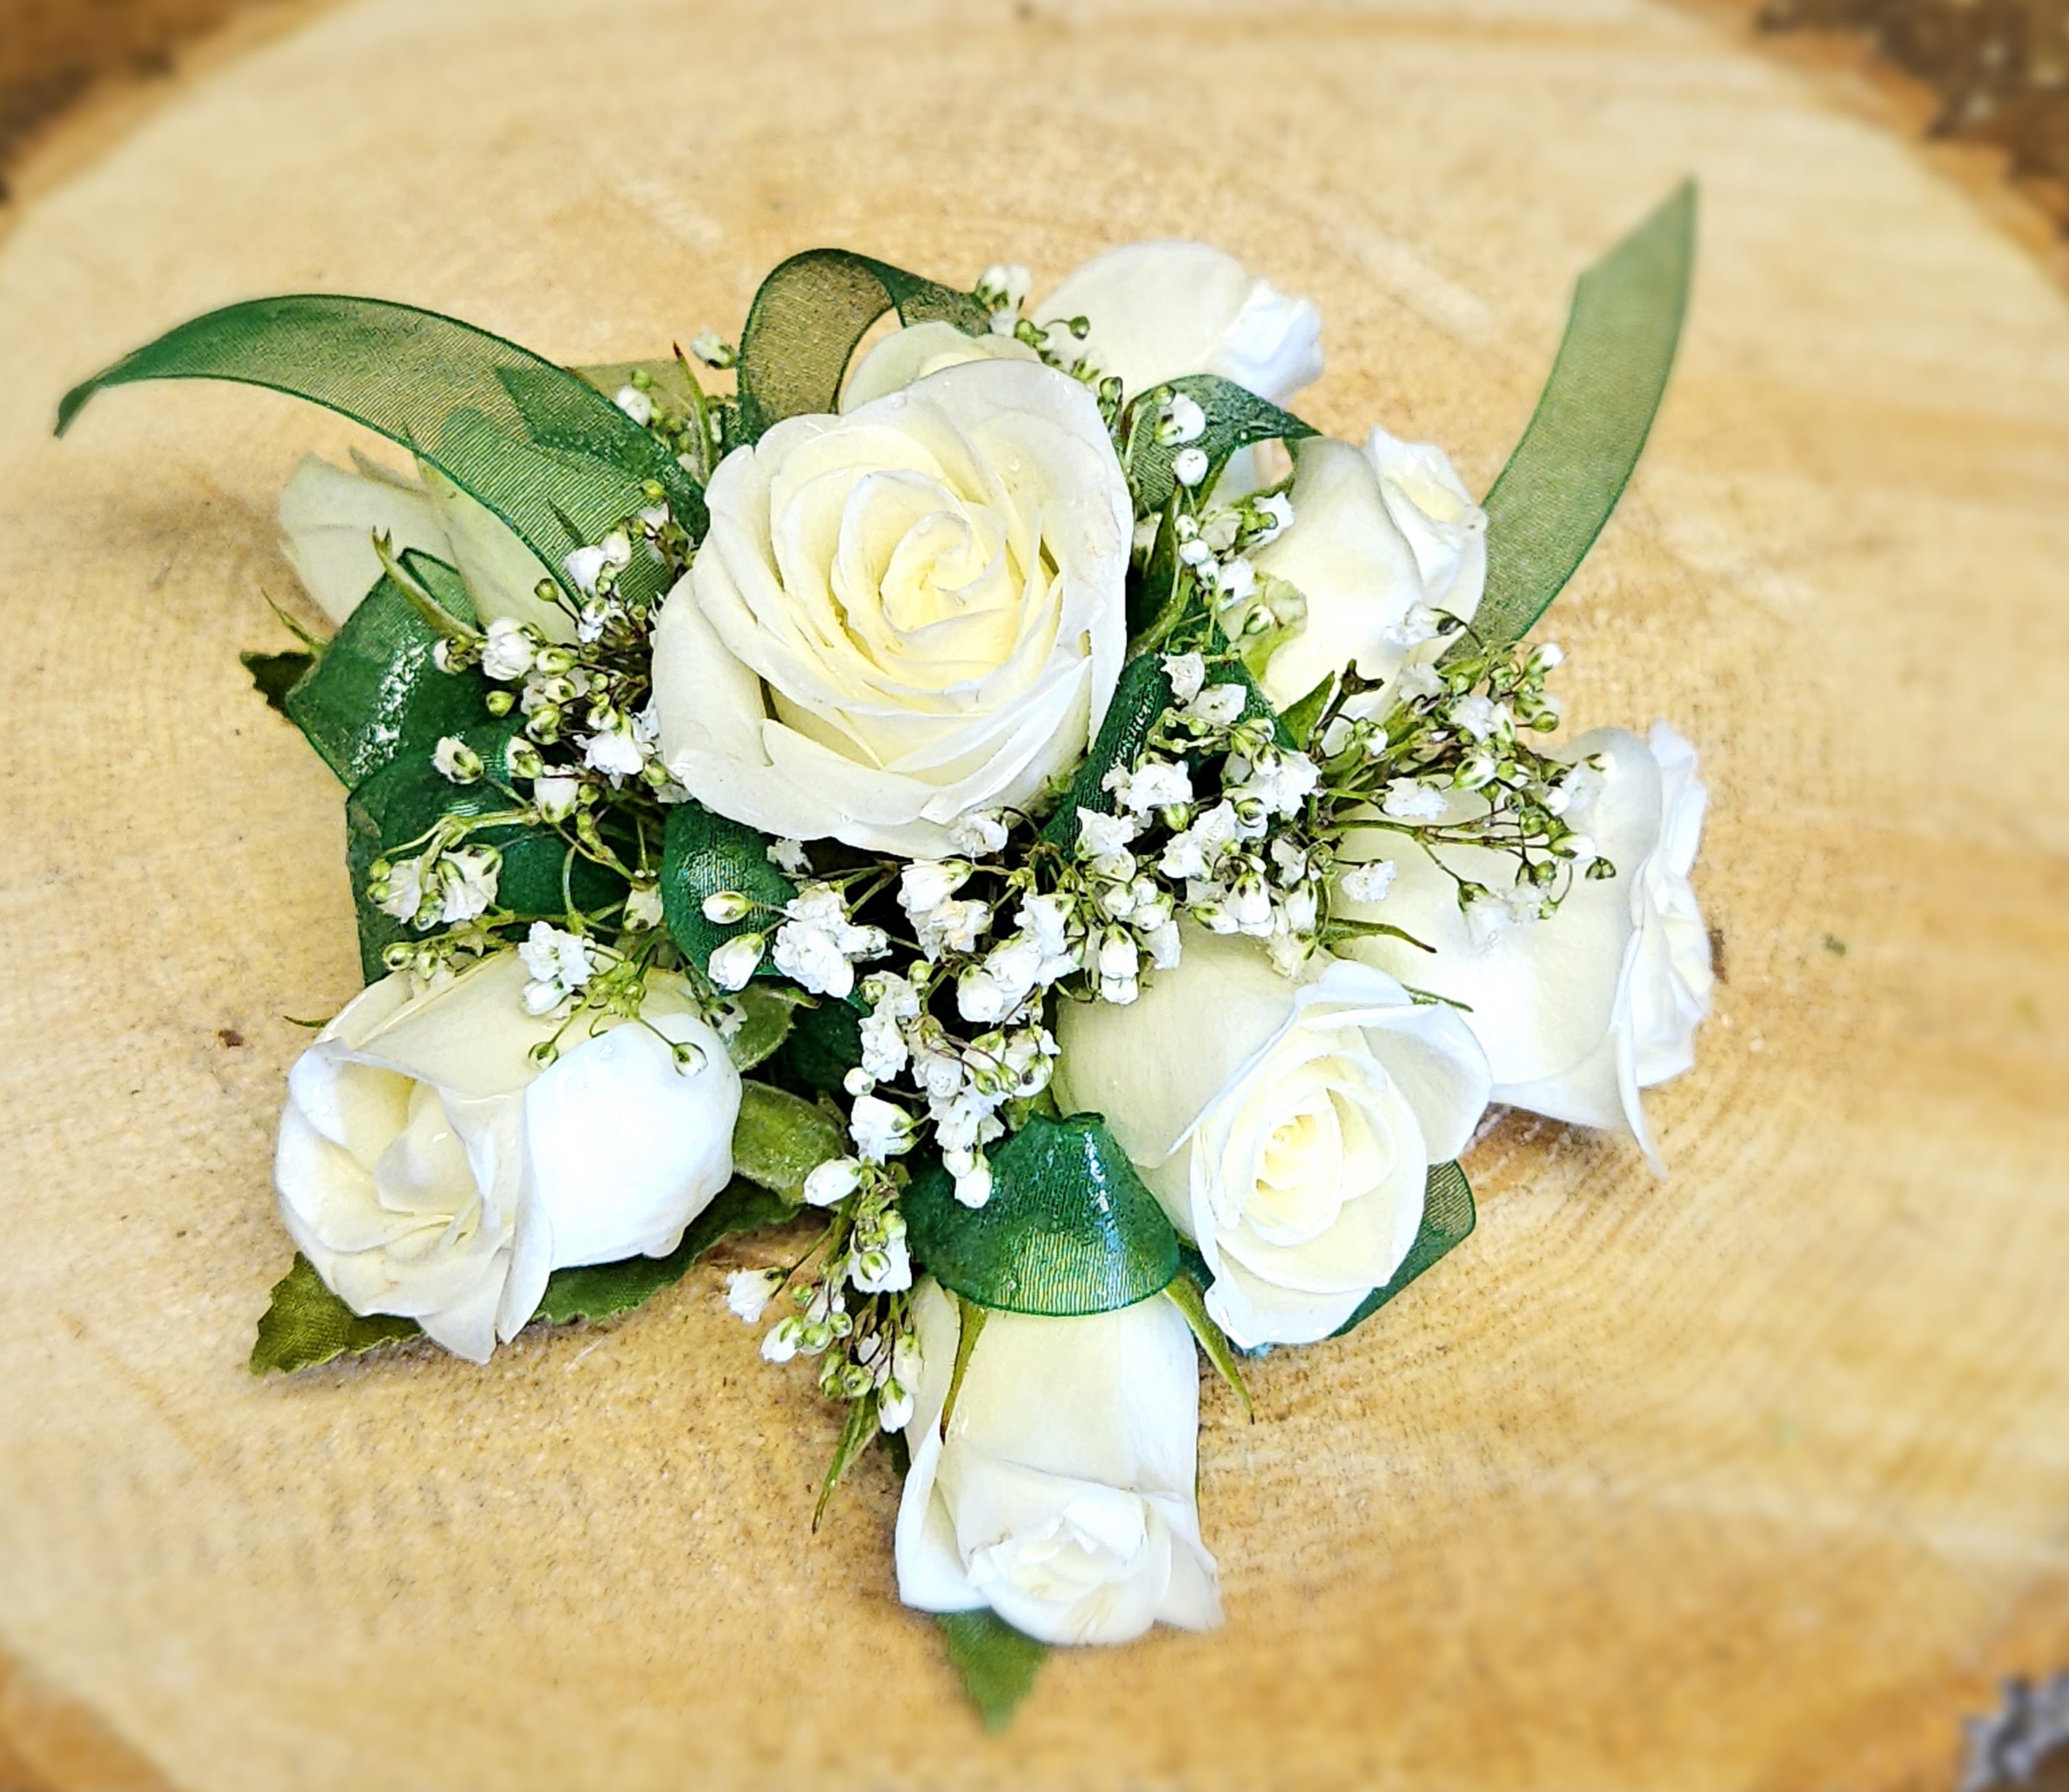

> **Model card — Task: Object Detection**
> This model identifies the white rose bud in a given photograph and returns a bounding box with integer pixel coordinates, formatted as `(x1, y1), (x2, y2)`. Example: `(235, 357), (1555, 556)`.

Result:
(894, 1279), (1222, 1646)
(1336, 723), (1712, 1173)
(1032, 241), (1322, 407)
(274, 954), (739, 1361)
(1251, 428), (1485, 711)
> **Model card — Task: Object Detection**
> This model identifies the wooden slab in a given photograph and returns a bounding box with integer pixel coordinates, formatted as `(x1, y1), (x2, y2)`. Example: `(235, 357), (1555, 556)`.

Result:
(1, 1), (2065, 1786)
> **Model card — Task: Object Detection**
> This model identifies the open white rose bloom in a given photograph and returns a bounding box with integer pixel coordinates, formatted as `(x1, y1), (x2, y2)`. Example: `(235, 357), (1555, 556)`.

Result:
(77, 194), (1707, 1710)
(1055, 929), (1491, 1347)
(652, 358), (1132, 857)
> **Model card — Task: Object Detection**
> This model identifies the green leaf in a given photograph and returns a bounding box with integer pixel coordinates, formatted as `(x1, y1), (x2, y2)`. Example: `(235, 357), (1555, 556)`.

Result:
(1463, 181), (1696, 655)
(770, 998), (865, 1095)
(1276, 672), (1336, 747)
(281, 569), (487, 788)
(57, 294), (705, 583)
(1128, 373), (1316, 517)
(814, 1394), (880, 1529)
(659, 799), (795, 982)
(724, 985), (801, 1072)
(1330, 1160), (1477, 1337)
(732, 1080), (845, 1198)
(345, 719), (626, 981)
(1164, 1274), (1253, 1420)
(904, 1113), (1180, 1316)
(250, 1254), (419, 1374)
(939, 1293), (989, 1434)
(735, 250), (989, 438)
(254, 1180), (808, 1371)
(532, 1176), (800, 1325)
(240, 649), (314, 717)
(938, 1610), (1048, 1732)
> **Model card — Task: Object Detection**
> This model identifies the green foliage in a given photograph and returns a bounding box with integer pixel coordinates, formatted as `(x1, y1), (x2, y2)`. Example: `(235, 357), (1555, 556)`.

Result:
(240, 649), (315, 717)
(724, 985), (801, 1072)
(344, 719), (626, 981)
(904, 1113), (1180, 1316)
(533, 1177), (801, 1324)
(659, 799), (795, 983)
(250, 1254), (420, 1374)
(1464, 181), (1696, 655)
(1164, 1274), (1253, 1419)
(937, 1610), (1048, 1732)
(1330, 1160), (1477, 1337)
(284, 572), (489, 789)
(1128, 372), (1316, 517)
(252, 1179), (807, 1372)
(814, 1394), (880, 1529)
(57, 293), (705, 587)
(731, 1081), (846, 1198)
(735, 249), (989, 438)
(771, 998), (864, 1094)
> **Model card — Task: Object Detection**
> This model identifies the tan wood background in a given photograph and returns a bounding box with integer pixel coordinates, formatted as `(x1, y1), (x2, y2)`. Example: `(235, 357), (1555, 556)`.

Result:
(0, 1), (2066, 1787)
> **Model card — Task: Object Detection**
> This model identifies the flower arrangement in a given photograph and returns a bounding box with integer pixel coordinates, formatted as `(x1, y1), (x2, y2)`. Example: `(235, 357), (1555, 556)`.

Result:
(58, 184), (1711, 1723)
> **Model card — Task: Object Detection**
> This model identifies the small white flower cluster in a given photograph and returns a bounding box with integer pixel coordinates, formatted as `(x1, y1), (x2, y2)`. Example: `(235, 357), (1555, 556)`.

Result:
(850, 952), (1062, 1209)
(516, 919), (595, 1015)
(729, 1155), (921, 1430)
(1164, 493), (1302, 647)
(370, 839), (501, 930)
(1304, 632), (1612, 940)
(1090, 650), (1325, 975)
(703, 881), (892, 1000)
(472, 613), (667, 788)
(974, 263), (1031, 335)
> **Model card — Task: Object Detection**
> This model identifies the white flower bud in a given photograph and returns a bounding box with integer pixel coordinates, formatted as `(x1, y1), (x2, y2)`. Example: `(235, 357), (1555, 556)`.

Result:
(432, 736), (482, 785)
(953, 1156), (994, 1209)
(701, 891), (753, 925)
(614, 384), (655, 426)
(480, 618), (537, 682)
(707, 933), (766, 991)
(1338, 860), (1397, 905)
(533, 774), (582, 823)
(726, 1269), (781, 1323)
(803, 1158), (863, 1208)
(1172, 446), (1210, 488)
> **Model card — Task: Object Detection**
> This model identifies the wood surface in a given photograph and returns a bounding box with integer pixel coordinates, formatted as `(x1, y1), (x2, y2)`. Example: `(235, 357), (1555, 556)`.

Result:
(0, 1), (2065, 1787)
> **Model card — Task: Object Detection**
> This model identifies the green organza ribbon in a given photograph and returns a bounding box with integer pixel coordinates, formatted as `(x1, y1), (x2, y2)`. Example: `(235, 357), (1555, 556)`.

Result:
(903, 1113), (1181, 1316)
(734, 250), (990, 438)
(1467, 181), (1697, 653)
(1331, 1160), (1476, 1337)
(282, 560), (485, 787)
(345, 719), (626, 980)
(658, 799), (799, 980)
(1128, 372), (1316, 515)
(56, 294), (705, 589)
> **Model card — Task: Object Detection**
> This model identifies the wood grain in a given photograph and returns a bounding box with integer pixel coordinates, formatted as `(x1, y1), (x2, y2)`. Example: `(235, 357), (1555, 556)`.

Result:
(0, 1), (2065, 1787)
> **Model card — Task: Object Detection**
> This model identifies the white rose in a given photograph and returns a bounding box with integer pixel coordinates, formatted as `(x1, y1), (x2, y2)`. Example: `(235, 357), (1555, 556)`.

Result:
(1054, 927), (1490, 1347)
(1034, 241), (1323, 406)
(842, 319), (1041, 411)
(278, 453), (571, 639)
(1335, 723), (1713, 1171)
(274, 952), (740, 1361)
(894, 1278), (1221, 1646)
(652, 358), (1130, 856)
(1251, 426), (1486, 709)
